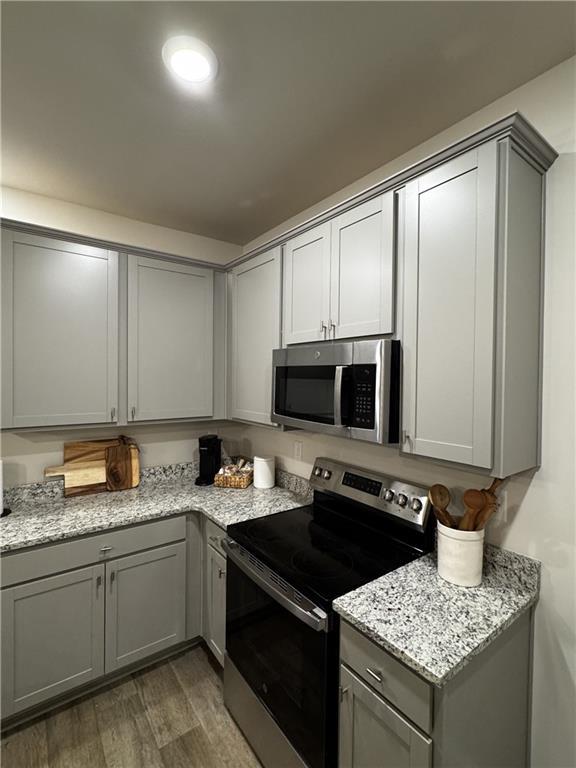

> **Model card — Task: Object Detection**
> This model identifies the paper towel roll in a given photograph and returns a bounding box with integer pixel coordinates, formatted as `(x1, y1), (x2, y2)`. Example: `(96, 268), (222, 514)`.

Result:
(253, 456), (275, 489)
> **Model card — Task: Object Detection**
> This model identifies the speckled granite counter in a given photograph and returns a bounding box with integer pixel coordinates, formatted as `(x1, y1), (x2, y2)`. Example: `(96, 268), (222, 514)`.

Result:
(334, 545), (540, 687)
(1, 467), (311, 553)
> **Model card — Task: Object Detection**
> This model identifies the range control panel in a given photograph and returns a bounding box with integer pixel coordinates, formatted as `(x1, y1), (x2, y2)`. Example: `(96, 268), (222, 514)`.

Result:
(310, 458), (430, 530)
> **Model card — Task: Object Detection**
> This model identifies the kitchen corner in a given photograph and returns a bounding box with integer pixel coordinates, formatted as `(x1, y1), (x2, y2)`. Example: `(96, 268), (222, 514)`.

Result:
(1, 462), (311, 553)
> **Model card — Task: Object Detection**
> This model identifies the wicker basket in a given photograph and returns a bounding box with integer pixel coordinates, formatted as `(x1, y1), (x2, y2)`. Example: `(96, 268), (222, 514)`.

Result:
(214, 471), (253, 489)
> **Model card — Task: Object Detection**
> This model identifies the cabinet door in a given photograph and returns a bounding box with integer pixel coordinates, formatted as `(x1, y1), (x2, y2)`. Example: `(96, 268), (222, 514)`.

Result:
(1, 565), (105, 716)
(339, 666), (432, 768)
(205, 544), (226, 666)
(128, 255), (213, 421)
(402, 145), (497, 468)
(283, 223), (331, 344)
(105, 543), (186, 673)
(1, 230), (118, 428)
(330, 194), (395, 339)
(230, 247), (281, 423)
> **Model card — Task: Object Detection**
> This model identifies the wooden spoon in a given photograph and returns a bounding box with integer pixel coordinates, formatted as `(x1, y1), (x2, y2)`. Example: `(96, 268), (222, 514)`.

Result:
(428, 484), (456, 528)
(460, 488), (487, 531)
(474, 499), (499, 530)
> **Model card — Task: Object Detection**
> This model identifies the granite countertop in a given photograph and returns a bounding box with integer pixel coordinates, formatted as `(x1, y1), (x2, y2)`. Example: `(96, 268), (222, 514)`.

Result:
(1, 467), (310, 553)
(334, 545), (541, 687)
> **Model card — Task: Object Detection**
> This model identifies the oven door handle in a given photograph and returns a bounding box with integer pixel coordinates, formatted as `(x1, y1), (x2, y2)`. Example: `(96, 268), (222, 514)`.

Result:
(222, 540), (329, 633)
(334, 365), (345, 427)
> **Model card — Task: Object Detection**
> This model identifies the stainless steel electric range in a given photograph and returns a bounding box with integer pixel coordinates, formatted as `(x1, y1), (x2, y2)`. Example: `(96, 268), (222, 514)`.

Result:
(223, 457), (434, 768)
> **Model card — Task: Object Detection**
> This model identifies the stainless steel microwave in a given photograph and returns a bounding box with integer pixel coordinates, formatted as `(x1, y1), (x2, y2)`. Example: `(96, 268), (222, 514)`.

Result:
(271, 339), (400, 444)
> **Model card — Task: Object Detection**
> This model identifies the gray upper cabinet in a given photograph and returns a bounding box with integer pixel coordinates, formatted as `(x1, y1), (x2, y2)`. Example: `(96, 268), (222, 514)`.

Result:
(1, 564), (105, 716)
(330, 195), (395, 339)
(283, 194), (395, 345)
(401, 138), (548, 475)
(230, 247), (281, 424)
(105, 542), (186, 673)
(1, 230), (118, 428)
(283, 223), (331, 345)
(339, 665), (432, 768)
(402, 145), (497, 469)
(127, 255), (213, 421)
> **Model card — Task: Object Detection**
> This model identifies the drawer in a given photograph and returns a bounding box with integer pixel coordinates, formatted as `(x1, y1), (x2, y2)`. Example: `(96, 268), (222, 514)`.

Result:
(340, 620), (433, 734)
(205, 518), (226, 557)
(1, 515), (187, 588)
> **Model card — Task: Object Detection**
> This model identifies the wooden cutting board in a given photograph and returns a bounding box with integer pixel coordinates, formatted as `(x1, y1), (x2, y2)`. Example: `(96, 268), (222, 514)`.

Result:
(45, 437), (140, 497)
(106, 443), (140, 492)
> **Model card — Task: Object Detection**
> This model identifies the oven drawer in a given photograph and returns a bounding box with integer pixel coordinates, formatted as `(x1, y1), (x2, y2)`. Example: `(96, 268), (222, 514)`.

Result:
(205, 518), (226, 556)
(340, 620), (432, 733)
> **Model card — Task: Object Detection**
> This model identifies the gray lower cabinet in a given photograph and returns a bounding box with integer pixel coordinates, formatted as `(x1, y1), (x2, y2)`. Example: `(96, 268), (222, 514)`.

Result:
(339, 665), (432, 768)
(203, 520), (227, 666)
(105, 542), (186, 673)
(340, 615), (532, 768)
(1, 517), (191, 720)
(1, 565), (105, 717)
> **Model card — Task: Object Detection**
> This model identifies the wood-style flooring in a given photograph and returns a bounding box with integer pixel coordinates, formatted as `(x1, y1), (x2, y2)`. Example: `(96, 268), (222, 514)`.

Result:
(1, 645), (262, 768)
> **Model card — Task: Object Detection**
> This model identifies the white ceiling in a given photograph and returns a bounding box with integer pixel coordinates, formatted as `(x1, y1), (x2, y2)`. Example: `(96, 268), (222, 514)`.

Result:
(2, 2), (575, 245)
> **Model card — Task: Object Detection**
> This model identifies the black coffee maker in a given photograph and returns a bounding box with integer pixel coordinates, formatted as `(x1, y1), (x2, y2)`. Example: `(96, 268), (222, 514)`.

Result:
(195, 435), (222, 486)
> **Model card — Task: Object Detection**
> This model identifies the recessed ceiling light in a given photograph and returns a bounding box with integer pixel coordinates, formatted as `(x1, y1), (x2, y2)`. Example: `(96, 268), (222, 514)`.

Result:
(162, 36), (218, 84)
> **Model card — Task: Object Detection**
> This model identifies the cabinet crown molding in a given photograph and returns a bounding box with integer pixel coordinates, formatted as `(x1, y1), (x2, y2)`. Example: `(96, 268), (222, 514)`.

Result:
(238, 111), (557, 266)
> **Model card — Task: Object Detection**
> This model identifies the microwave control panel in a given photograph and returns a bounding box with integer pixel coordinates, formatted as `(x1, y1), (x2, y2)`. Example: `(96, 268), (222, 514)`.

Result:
(351, 366), (376, 429)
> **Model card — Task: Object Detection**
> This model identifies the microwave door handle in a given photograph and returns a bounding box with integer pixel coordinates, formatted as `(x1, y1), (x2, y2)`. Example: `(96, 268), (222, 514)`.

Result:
(334, 365), (345, 426)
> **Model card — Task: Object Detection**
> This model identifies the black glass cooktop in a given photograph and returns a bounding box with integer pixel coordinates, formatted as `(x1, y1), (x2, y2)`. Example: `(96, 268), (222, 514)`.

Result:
(227, 499), (424, 610)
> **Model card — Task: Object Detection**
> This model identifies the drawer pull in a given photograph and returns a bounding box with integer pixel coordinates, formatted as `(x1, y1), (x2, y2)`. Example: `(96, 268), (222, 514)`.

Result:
(100, 545), (113, 553)
(365, 667), (383, 684)
(209, 536), (219, 544)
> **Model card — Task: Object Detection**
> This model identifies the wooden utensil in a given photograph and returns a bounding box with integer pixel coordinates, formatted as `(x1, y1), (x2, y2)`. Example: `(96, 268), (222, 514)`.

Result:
(428, 484), (456, 528)
(473, 477), (506, 530)
(460, 488), (487, 531)
(485, 477), (504, 496)
(474, 499), (499, 530)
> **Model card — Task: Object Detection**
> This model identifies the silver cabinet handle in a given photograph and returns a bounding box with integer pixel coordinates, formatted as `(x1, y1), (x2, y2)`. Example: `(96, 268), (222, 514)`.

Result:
(339, 685), (349, 702)
(320, 321), (327, 339)
(96, 575), (102, 594)
(209, 535), (219, 544)
(329, 320), (336, 339)
(131, 406), (136, 420)
(218, 568), (226, 579)
(365, 667), (383, 684)
(110, 407), (116, 422)
(110, 570), (116, 592)
(100, 545), (113, 553)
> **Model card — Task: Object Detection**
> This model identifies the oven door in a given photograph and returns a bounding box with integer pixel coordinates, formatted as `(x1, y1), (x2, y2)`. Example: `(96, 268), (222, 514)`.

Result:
(272, 343), (353, 437)
(223, 540), (337, 768)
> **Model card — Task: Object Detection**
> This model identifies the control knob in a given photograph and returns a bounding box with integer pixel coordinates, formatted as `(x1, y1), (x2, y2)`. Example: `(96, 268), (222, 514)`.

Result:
(322, 470), (332, 480)
(411, 498), (423, 512)
(397, 493), (408, 508)
(383, 489), (395, 502)
(313, 467), (322, 477)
